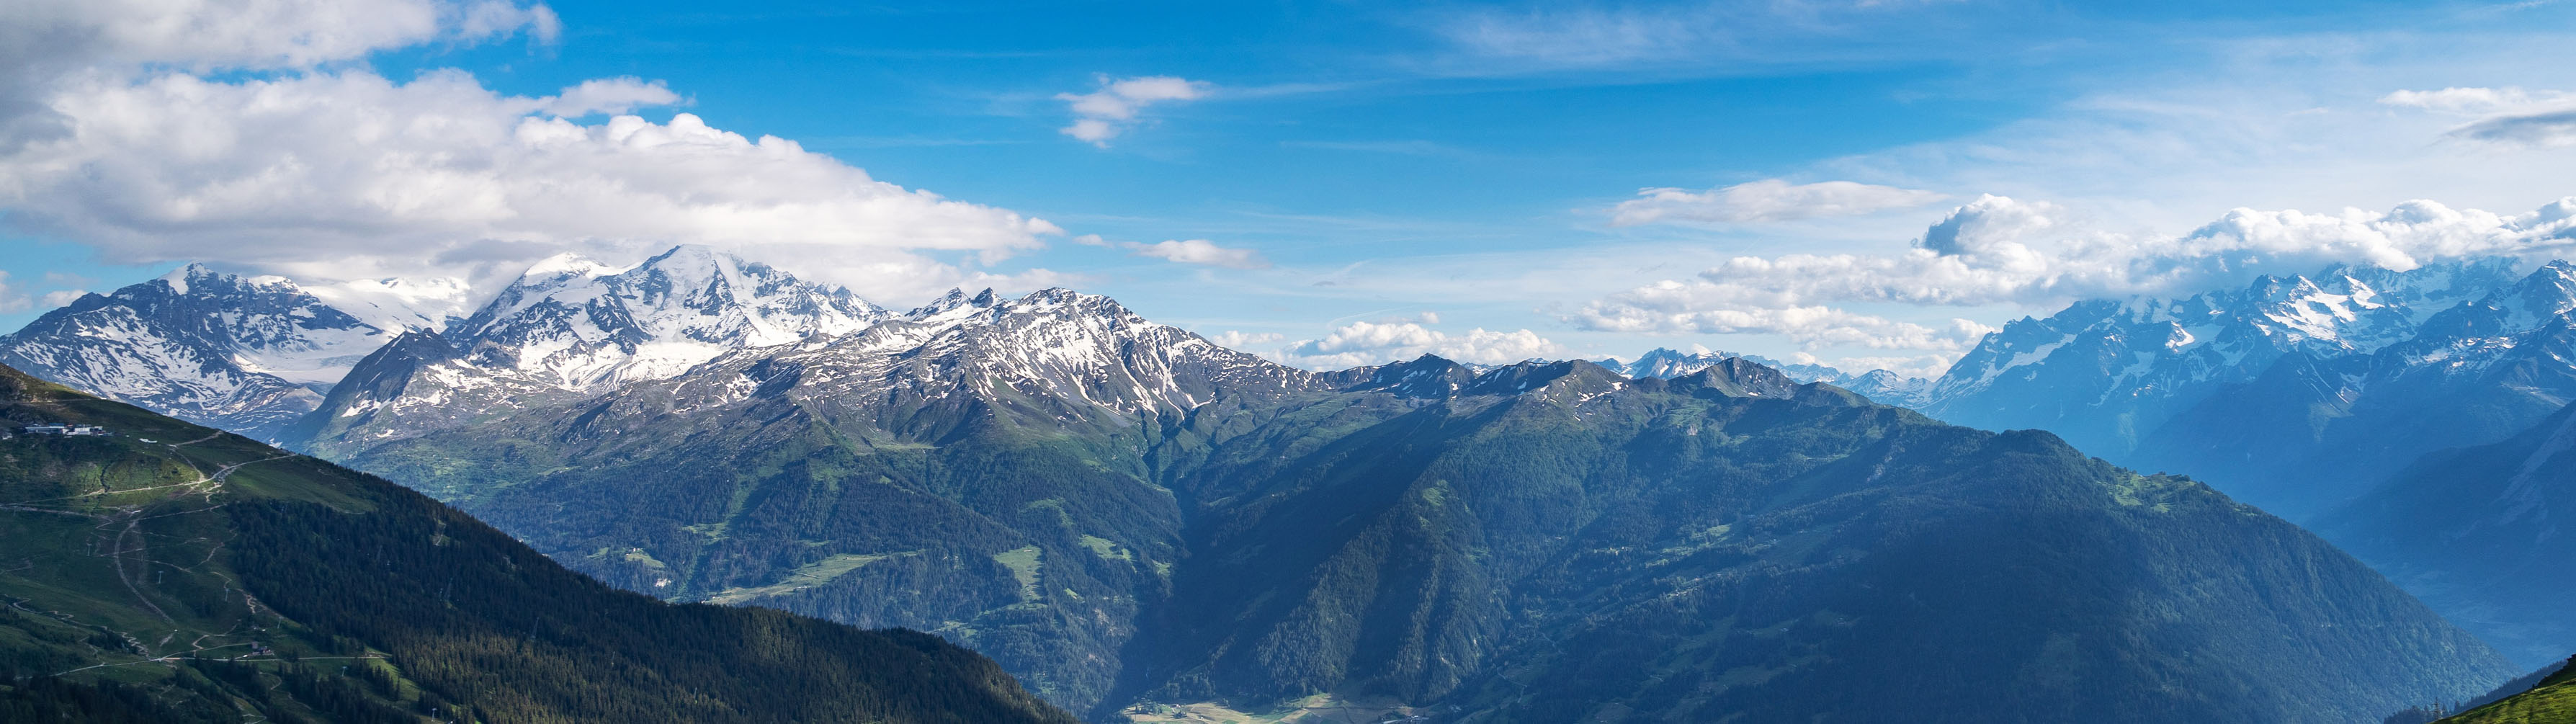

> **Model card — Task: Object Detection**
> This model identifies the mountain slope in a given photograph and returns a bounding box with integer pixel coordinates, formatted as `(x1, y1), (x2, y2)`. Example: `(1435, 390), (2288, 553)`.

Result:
(1132, 359), (2510, 723)
(0, 265), (449, 441)
(308, 285), (2516, 723)
(0, 364), (1073, 723)
(2319, 401), (2576, 666)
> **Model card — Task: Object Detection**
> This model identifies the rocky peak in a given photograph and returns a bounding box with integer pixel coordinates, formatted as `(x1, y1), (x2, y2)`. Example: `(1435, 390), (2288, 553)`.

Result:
(1342, 354), (1475, 399)
(0, 264), (405, 440)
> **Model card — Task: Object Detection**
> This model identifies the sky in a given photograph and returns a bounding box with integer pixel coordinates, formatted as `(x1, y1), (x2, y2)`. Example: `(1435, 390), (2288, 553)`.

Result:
(4, 0), (2576, 376)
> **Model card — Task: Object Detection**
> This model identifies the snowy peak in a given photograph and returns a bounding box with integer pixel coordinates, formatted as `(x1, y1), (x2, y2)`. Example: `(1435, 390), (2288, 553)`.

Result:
(1938, 259), (2523, 404)
(1923, 256), (2576, 478)
(292, 246), (901, 452)
(532, 285), (1333, 442)
(1341, 354), (1477, 399)
(905, 287), (1002, 321)
(1667, 357), (1807, 400)
(450, 244), (890, 391)
(0, 264), (411, 440)
(300, 275), (473, 334)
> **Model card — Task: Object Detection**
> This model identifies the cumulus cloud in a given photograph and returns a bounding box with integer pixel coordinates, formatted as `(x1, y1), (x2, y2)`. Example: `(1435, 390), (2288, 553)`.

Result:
(1580, 282), (1993, 352)
(1056, 75), (1208, 146)
(1611, 179), (1946, 226)
(1578, 194), (2576, 359)
(0, 0), (1069, 303)
(6, 0), (552, 71)
(1277, 321), (1565, 369)
(39, 289), (89, 307)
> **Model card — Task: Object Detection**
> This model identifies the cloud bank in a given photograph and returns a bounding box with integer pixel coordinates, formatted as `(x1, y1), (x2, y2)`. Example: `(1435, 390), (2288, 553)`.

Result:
(1579, 194), (2576, 361)
(0, 0), (1068, 304)
(1276, 320), (1565, 369)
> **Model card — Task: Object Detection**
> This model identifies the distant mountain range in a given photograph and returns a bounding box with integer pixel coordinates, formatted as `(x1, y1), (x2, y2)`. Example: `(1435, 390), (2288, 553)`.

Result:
(0, 264), (464, 440)
(4, 246), (2562, 721)
(1897, 257), (2576, 666)
(0, 363), (1072, 723)
(1918, 258), (2574, 521)
(1601, 346), (1934, 406)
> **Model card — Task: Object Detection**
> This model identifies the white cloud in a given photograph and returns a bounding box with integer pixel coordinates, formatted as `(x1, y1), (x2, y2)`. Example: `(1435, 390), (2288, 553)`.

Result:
(539, 77), (682, 117)
(1577, 279), (1990, 351)
(1205, 330), (1285, 350)
(2382, 86), (2576, 148)
(1077, 234), (1269, 269)
(6, 0), (551, 72)
(2379, 86), (2576, 115)
(1056, 75), (1208, 146)
(1277, 320), (1565, 369)
(39, 289), (89, 307)
(0, 2), (1070, 304)
(1127, 239), (1269, 269)
(1578, 195), (2576, 360)
(1610, 179), (1946, 226)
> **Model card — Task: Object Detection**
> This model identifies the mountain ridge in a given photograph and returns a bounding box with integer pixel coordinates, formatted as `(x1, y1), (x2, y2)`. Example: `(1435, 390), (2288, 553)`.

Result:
(306, 293), (2517, 721)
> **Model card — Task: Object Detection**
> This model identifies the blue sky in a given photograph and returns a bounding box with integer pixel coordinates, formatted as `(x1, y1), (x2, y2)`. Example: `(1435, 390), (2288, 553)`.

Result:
(6, 0), (2576, 374)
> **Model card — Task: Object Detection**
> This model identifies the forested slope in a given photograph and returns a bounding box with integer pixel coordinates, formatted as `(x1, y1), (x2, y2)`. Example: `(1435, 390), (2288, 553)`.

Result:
(0, 364), (1074, 723)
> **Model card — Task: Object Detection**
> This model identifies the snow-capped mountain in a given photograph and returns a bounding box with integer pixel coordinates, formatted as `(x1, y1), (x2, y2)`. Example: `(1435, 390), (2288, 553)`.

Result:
(1605, 347), (1932, 406)
(450, 244), (887, 388)
(1923, 259), (2521, 454)
(0, 264), (448, 439)
(584, 286), (1321, 437)
(291, 245), (891, 452)
(1915, 256), (2575, 518)
(303, 281), (1323, 460)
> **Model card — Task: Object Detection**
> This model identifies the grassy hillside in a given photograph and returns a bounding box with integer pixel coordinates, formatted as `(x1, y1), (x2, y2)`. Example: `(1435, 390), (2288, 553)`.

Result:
(0, 365), (1075, 723)
(2439, 657), (2576, 723)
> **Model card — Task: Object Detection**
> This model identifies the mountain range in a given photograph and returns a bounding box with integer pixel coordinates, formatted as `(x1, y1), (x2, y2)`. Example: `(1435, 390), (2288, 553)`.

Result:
(3, 246), (2561, 722)
(1602, 347), (1934, 406)
(165, 250), (2500, 721)
(0, 363), (1073, 723)
(0, 265), (466, 441)
(1920, 258), (2573, 520)
(1905, 257), (2576, 666)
